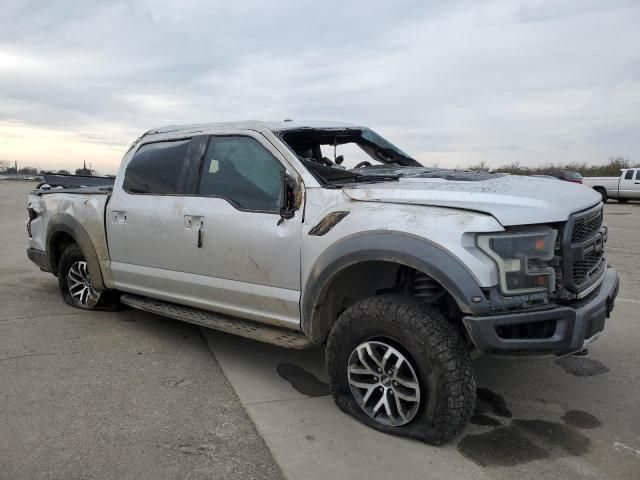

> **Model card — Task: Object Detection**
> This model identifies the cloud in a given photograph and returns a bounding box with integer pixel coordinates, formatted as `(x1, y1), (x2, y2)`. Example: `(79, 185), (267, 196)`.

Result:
(0, 0), (639, 173)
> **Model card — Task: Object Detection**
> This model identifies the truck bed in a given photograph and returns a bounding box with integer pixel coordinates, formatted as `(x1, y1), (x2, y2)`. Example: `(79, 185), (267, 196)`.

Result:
(27, 187), (112, 286)
(582, 176), (621, 197)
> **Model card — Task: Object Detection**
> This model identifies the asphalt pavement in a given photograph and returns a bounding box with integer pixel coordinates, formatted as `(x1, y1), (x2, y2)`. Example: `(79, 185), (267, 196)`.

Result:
(204, 198), (640, 480)
(0, 181), (283, 480)
(2, 181), (639, 480)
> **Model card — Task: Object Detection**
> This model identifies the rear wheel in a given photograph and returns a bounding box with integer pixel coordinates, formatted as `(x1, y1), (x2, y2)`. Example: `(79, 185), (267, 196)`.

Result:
(58, 244), (121, 310)
(325, 295), (476, 444)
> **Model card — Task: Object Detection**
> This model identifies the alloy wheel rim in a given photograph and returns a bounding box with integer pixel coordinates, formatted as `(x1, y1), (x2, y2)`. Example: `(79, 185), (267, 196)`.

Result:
(67, 261), (100, 308)
(347, 340), (421, 426)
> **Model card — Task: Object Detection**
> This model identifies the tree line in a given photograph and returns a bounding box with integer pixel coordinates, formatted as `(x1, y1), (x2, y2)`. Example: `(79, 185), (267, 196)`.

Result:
(467, 156), (637, 177)
(2, 156), (637, 179)
(0, 160), (93, 176)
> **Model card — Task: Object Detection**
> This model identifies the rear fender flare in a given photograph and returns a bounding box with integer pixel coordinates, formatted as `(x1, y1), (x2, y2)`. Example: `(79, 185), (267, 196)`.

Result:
(46, 214), (106, 291)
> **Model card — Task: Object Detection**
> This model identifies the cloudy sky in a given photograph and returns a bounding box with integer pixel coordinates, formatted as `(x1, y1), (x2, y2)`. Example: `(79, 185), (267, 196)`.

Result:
(1, 0), (639, 174)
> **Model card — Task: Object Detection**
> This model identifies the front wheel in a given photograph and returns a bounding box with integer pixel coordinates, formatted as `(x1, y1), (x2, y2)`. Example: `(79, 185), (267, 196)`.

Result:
(325, 295), (476, 445)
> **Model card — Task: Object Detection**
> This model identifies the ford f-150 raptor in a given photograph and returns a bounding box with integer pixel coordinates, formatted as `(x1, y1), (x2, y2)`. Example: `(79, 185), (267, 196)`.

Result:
(26, 121), (619, 444)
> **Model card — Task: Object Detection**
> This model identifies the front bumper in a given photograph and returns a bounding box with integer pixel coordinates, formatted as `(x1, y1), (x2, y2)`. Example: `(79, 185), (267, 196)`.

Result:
(463, 268), (619, 355)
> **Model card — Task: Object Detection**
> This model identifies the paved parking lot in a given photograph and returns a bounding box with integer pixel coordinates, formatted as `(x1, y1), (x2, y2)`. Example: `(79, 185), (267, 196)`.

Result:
(2, 181), (639, 479)
(0, 182), (282, 480)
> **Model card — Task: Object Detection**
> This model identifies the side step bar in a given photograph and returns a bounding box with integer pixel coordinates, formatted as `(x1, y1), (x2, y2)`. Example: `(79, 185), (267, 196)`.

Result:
(120, 294), (313, 350)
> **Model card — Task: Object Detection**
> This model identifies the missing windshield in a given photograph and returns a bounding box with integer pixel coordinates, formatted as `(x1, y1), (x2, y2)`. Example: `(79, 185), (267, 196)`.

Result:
(279, 128), (504, 186)
(279, 128), (419, 186)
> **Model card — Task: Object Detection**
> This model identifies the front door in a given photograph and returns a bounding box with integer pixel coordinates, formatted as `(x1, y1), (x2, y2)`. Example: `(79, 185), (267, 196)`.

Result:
(178, 133), (302, 329)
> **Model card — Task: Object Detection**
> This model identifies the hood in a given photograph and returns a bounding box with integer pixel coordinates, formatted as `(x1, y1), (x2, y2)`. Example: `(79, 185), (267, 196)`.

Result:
(343, 174), (601, 226)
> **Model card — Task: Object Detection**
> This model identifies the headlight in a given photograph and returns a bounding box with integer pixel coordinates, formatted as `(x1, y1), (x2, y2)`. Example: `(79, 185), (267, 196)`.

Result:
(477, 227), (557, 295)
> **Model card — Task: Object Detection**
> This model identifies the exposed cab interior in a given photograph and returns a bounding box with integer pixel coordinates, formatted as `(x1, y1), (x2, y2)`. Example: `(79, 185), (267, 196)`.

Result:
(279, 128), (502, 186)
(279, 128), (418, 186)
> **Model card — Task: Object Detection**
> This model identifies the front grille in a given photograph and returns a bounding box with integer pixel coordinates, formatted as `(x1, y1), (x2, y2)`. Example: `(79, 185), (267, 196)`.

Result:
(571, 210), (603, 243)
(561, 205), (607, 295)
(572, 250), (605, 284)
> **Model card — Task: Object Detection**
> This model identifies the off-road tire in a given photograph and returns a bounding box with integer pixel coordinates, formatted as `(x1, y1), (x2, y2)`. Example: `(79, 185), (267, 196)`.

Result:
(325, 295), (476, 445)
(58, 244), (122, 311)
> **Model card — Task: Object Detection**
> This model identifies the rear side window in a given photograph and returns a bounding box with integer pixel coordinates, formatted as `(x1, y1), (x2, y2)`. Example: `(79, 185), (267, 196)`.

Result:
(123, 140), (190, 194)
(635, 170), (640, 180)
(198, 136), (284, 212)
(624, 170), (634, 180)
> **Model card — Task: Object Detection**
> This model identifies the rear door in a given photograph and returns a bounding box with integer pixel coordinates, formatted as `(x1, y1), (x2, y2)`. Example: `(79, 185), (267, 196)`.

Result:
(106, 136), (204, 293)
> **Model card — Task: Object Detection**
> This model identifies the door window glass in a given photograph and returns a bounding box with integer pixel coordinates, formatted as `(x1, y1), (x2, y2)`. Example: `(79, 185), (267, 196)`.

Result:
(624, 170), (634, 180)
(123, 140), (190, 194)
(198, 136), (284, 212)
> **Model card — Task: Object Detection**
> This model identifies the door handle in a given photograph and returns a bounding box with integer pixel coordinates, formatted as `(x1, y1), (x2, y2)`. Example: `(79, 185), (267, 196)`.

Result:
(112, 211), (127, 224)
(184, 215), (203, 228)
(184, 215), (205, 247)
(197, 221), (204, 248)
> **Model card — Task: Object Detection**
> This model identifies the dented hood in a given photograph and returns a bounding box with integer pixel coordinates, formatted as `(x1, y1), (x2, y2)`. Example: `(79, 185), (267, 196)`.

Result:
(343, 175), (601, 226)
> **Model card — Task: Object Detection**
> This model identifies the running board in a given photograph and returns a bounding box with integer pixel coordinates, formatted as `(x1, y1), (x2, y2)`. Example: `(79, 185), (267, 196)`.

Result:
(120, 294), (313, 350)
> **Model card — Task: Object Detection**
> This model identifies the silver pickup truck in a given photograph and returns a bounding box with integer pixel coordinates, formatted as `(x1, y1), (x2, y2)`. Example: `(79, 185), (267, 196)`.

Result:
(26, 121), (619, 444)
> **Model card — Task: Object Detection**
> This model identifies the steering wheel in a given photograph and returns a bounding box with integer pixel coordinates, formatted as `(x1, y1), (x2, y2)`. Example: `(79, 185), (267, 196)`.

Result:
(354, 161), (372, 169)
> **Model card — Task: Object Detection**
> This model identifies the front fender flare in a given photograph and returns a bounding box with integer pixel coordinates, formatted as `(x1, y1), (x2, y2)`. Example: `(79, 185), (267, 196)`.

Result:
(301, 231), (492, 344)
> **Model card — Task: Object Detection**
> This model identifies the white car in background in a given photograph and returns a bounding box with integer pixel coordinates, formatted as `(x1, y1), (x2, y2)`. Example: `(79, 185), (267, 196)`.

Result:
(584, 168), (640, 202)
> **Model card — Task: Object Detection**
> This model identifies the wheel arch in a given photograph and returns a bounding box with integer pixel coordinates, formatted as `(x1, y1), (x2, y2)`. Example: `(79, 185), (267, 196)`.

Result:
(592, 186), (607, 202)
(301, 231), (492, 345)
(46, 214), (106, 291)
